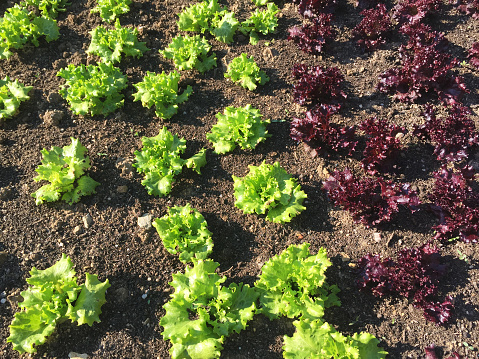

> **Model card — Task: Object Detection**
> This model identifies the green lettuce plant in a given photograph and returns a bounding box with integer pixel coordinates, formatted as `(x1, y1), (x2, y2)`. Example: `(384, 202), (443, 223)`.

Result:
(57, 62), (128, 116)
(177, 0), (239, 43)
(132, 71), (192, 119)
(224, 53), (269, 91)
(31, 137), (100, 205)
(161, 259), (259, 359)
(233, 161), (307, 223)
(241, 3), (279, 45)
(20, 0), (70, 19)
(133, 126), (206, 197)
(159, 34), (217, 73)
(206, 104), (270, 154)
(87, 19), (149, 64)
(153, 203), (213, 263)
(7, 254), (110, 354)
(0, 5), (59, 59)
(0, 76), (33, 121)
(91, 0), (131, 23)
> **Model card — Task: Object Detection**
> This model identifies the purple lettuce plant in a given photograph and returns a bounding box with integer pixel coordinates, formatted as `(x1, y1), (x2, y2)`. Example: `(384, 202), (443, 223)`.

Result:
(352, 4), (392, 52)
(288, 14), (336, 55)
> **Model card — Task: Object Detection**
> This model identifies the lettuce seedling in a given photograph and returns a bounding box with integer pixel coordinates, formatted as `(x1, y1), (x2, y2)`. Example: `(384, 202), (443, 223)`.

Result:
(288, 13), (336, 55)
(7, 254), (110, 354)
(283, 319), (388, 358)
(57, 63), (128, 116)
(224, 53), (269, 91)
(91, 0), (131, 23)
(240, 3), (279, 45)
(177, 0), (239, 44)
(87, 19), (149, 64)
(20, 0), (70, 19)
(255, 243), (340, 320)
(0, 5), (59, 59)
(161, 259), (259, 359)
(31, 138), (100, 205)
(159, 34), (217, 73)
(132, 71), (192, 119)
(206, 104), (270, 154)
(153, 204), (213, 263)
(233, 161), (307, 223)
(0, 76), (33, 121)
(133, 126), (206, 197)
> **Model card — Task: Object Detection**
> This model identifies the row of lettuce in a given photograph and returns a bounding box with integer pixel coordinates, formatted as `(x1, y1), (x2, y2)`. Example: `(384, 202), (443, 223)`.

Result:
(3, 0), (478, 357)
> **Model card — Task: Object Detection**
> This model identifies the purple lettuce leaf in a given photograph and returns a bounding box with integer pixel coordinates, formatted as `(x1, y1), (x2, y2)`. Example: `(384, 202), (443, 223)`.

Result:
(293, 0), (337, 17)
(393, 0), (442, 25)
(288, 14), (336, 55)
(352, 3), (392, 52)
(468, 42), (479, 69)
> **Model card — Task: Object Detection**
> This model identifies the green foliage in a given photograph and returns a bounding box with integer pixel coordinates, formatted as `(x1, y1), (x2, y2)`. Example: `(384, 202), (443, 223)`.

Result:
(241, 3), (279, 45)
(283, 319), (388, 358)
(251, 0), (269, 5)
(153, 203), (213, 263)
(133, 126), (206, 197)
(31, 138), (100, 205)
(254, 243), (340, 320)
(177, 0), (239, 44)
(161, 259), (259, 359)
(91, 0), (131, 23)
(233, 161), (307, 223)
(87, 19), (149, 64)
(0, 76), (33, 120)
(7, 254), (110, 354)
(206, 104), (270, 154)
(132, 70), (193, 119)
(20, 0), (70, 19)
(224, 53), (269, 91)
(57, 62), (128, 116)
(160, 34), (217, 73)
(0, 5), (59, 59)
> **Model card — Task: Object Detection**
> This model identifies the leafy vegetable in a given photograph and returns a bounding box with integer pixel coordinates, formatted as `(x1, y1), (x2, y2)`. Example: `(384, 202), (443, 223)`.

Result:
(240, 3), (279, 45)
(288, 13), (336, 55)
(87, 19), (149, 64)
(90, 0), (131, 23)
(357, 242), (454, 325)
(7, 254), (110, 353)
(161, 259), (259, 359)
(57, 62), (128, 116)
(232, 161), (307, 223)
(0, 76), (33, 121)
(283, 319), (388, 358)
(153, 204), (213, 263)
(20, 0), (70, 19)
(291, 64), (346, 108)
(290, 105), (357, 157)
(377, 23), (467, 105)
(132, 70), (192, 119)
(468, 42), (479, 69)
(224, 53), (269, 91)
(159, 34), (216, 73)
(429, 164), (479, 243)
(31, 138), (100, 205)
(0, 5), (59, 59)
(425, 344), (463, 359)
(455, 0), (479, 19)
(323, 168), (420, 227)
(133, 126), (206, 197)
(255, 243), (340, 320)
(413, 105), (478, 162)
(393, 0), (441, 25)
(177, 0), (239, 43)
(206, 104), (270, 154)
(352, 4), (392, 52)
(293, 0), (338, 17)
(360, 117), (406, 175)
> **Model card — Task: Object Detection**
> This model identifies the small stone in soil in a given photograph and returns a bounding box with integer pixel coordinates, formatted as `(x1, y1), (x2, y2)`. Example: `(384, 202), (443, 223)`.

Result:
(73, 226), (83, 235)
(138, 213), (153, 229)
(83, 214), (93, 228)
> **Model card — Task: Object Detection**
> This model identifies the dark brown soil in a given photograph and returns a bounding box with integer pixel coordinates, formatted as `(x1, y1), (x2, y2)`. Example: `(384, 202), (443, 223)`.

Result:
(1, 0), (478, 358)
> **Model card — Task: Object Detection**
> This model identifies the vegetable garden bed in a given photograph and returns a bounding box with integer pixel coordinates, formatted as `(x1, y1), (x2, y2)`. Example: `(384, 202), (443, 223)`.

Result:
(0, 0), (478, 357)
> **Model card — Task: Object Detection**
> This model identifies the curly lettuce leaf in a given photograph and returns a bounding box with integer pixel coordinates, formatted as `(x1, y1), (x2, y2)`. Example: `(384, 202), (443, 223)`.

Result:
(233, 161), (306, 223)
(207, 105), (270, 154)
(225, 53), (269, 91)
(210, 11), (239, 43)
(153, 203), (213, 263)
(0, 76), (33, 120)
(91, 0), (131, 23)
(255, 243), (340, 320)
(241, 3), (279, 45)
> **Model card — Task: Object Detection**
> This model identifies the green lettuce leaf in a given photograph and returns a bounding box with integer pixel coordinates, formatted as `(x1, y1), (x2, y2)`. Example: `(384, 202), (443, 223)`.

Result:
(0, 76), (33, 120)
(241, 3), (279, 45)
(224, 53), (269, 91)
(90, 0), (131, 23)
